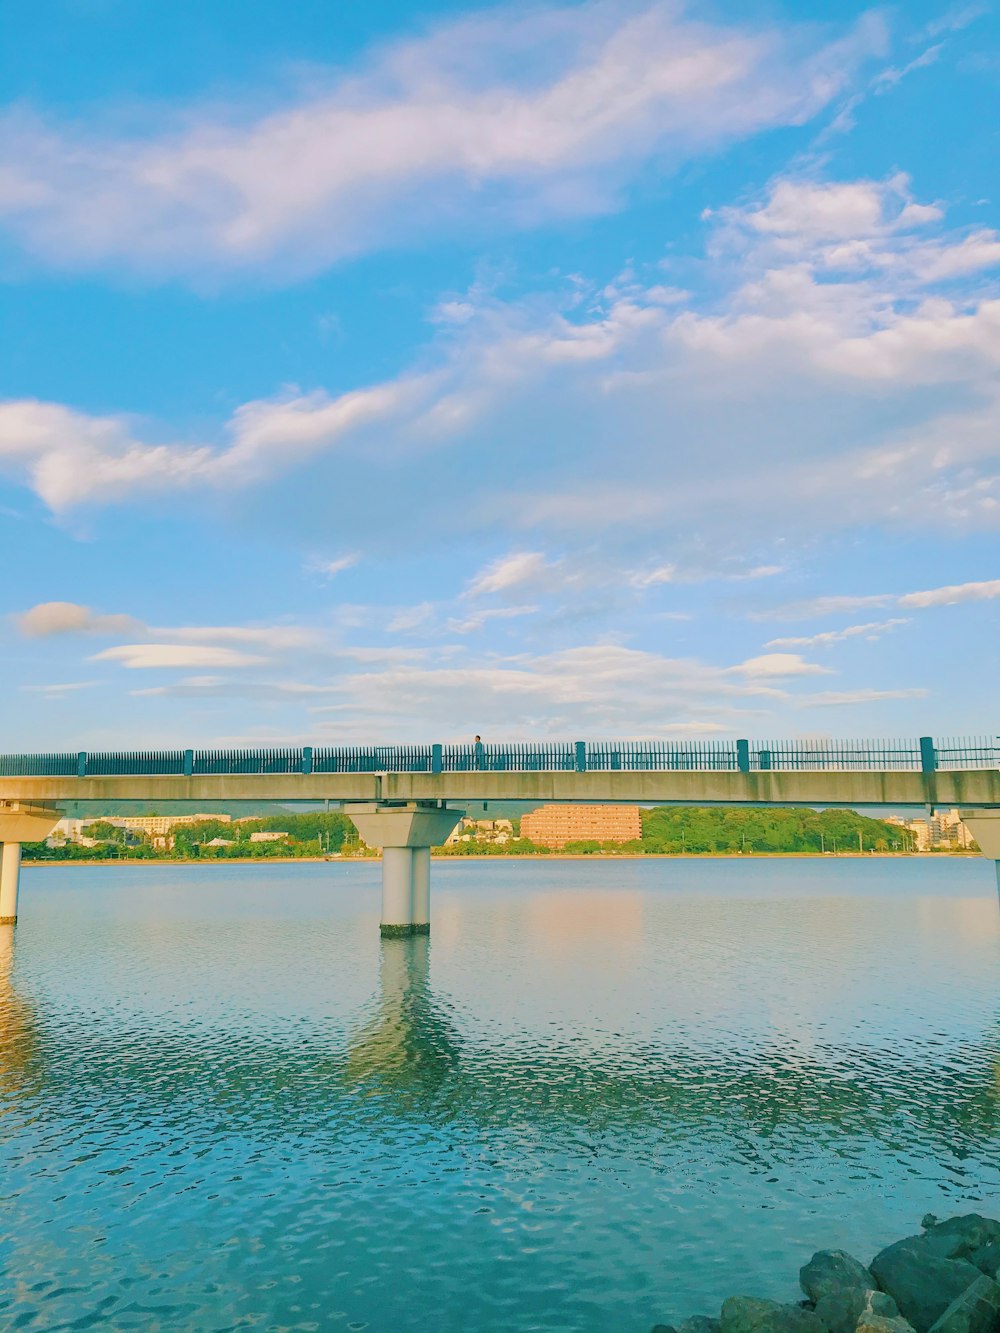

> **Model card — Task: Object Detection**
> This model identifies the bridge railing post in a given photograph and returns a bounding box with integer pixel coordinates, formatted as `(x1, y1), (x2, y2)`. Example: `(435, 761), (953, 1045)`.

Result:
(575, 741), (586, 773)
(77, 751), (87, 779)
(431, 744), (442, 775)
(759, 748), (772, 771)
(920, 736), (937, 775)
(301, 746), (313, 776)
(737, 740), (750, 773)
(183, 749), (194, 777)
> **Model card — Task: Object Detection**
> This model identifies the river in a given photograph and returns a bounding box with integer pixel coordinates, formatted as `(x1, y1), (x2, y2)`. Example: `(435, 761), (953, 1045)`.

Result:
(1, 857), (998, 1332)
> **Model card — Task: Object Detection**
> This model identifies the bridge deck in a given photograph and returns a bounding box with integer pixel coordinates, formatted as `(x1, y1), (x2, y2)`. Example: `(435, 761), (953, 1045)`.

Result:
(1, 769), (998, 808)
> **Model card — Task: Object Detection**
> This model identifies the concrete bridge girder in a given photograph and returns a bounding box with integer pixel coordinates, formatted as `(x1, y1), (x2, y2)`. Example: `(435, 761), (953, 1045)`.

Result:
(960, 811), (1000, 890)
(2, 770), (1000, 807)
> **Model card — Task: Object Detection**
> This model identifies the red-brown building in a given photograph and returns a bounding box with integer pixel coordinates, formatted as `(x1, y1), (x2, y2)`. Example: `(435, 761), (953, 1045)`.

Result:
(519, 804), (642, 848)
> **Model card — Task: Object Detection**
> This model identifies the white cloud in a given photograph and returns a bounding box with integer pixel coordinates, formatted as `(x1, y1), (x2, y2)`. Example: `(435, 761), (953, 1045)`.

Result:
(304, 641), (806, 738)
(20, 680), (99, 696)
(872, 43), (943, 93)
(387, 603), (437, 634)
(0, 5), (885, 278)
(446, 605), (538, 634)
(803, 688), (929, 706)
(2, 166), (999, 574)
(924, 4), (988, 38)
(739, 177), (907, 240)
(464, 551), (556, 597)
(90, 644), (267, 670)
(14, 601), (140, 637)
(766, 618), (910, 648)
(765, 578), (1000, 620)
(150, 624), (322, 650)
(728, 653), (832, 679)
(0, 382), (422, 511)
(305, 553), (360, 579)
(898, 578), (1000, 607)
(628, 564), (677, 589)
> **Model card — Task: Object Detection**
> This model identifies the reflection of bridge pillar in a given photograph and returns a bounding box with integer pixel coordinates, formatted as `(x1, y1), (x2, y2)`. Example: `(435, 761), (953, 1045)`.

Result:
(960, 811), (1000, 894)
(0, 803), (61, 926)
(346, 804), (461, 937)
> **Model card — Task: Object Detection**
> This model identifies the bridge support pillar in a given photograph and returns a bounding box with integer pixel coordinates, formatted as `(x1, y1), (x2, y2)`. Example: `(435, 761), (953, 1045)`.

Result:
(960, 811), (1000, 894)
(0, 843), (21, 925)
(0, 803), (61, 926)
(346, 804), (462, 937)
(381, 848), (417, 936)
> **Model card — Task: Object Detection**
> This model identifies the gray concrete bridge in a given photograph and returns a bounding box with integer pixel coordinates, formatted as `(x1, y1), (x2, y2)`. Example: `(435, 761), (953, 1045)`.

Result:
(1, 736), (999, 932)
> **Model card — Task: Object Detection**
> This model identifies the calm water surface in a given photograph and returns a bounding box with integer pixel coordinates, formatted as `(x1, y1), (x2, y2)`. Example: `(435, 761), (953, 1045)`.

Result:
(1, 857), (999, 1332)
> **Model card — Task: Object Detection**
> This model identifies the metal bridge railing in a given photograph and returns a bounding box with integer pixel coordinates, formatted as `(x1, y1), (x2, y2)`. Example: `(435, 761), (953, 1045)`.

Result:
(0, 737), (996, 778)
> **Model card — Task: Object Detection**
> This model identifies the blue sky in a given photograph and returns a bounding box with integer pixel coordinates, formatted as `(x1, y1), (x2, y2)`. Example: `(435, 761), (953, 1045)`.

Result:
(1, 0), (998, 748)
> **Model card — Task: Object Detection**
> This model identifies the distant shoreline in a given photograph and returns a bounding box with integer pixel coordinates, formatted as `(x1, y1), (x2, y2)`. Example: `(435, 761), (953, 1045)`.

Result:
(22, 850), (979, 868)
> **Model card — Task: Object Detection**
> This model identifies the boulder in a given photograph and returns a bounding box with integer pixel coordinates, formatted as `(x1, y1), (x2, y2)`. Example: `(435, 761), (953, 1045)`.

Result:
(855, 1318), (916, 1333)
(815, 1286), (899, 1333)
(678, 1318), (722, 1333)
(870, 1238), (981, 1333)
(968, 1245), (1000, 1282)
(651, 1326), (678, 1333)
(921, 1219), (1000, 1265)
(802, 1253), (879, 1304)
(721, 1296), (828, 1333)
(925, 1275), (1000, 1333)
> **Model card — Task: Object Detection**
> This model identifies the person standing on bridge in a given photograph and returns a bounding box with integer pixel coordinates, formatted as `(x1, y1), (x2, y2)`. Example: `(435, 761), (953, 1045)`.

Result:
(474, 735), (486, 770)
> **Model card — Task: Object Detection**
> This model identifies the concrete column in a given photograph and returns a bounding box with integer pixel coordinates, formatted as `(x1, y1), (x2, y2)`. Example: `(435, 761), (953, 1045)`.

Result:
(0, 804), (61, 927)
(381, 847), (416, 937)
(960, 811), (1000, 895)
(0, 843), (22, 925)
(411, 845), (431, 933)
(346, 803), (462, 938)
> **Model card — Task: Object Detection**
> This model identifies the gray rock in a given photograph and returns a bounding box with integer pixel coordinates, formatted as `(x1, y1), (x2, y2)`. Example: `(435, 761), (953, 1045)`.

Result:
(679, 1318), (721, 1333)
(855, 1318), (916, 1333)
(926, 1275), (1000, 1333)
(802, 1252), (878, 1304)
(921, 1219), (1000, 1264)
(870, 1238), (981, 1333)
(721, 1296), (828, 1333)
(968, 1244), (1000, 1281)
(815, 1286), (899, 1333)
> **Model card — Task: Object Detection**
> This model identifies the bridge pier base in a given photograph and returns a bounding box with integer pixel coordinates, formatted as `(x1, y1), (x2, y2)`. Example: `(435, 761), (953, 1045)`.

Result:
(0, 804), (61, 926)
(960, 811), (1000, 894)
(346, 804), (462, 937)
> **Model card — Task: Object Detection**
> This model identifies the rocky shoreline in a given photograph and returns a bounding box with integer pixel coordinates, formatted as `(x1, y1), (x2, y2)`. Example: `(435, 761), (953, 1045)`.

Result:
(652, 1215), (1000, 1333)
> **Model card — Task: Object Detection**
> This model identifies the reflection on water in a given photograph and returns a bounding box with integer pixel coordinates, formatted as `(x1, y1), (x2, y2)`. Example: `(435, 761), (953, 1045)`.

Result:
(346, 934), (463, 1099)
(0, 858), (999, 1333)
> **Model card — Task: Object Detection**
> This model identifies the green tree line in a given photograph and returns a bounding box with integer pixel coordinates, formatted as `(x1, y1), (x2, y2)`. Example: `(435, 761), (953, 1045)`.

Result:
(23, 805), (928, 862)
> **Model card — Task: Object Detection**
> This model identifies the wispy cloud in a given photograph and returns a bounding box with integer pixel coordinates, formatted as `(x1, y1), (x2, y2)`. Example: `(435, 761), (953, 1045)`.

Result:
(898, 578), (1000, 607)
(763, 579), (1000, 620)
(464, 551), (557, 597)
(802, 688), (929, 706)
(91, 644), (268, 670)
(305, 553), (359, 580)
(20, 680), (100, 698)
(0, 4), (885, 279)
(766, 618), (910, 647)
